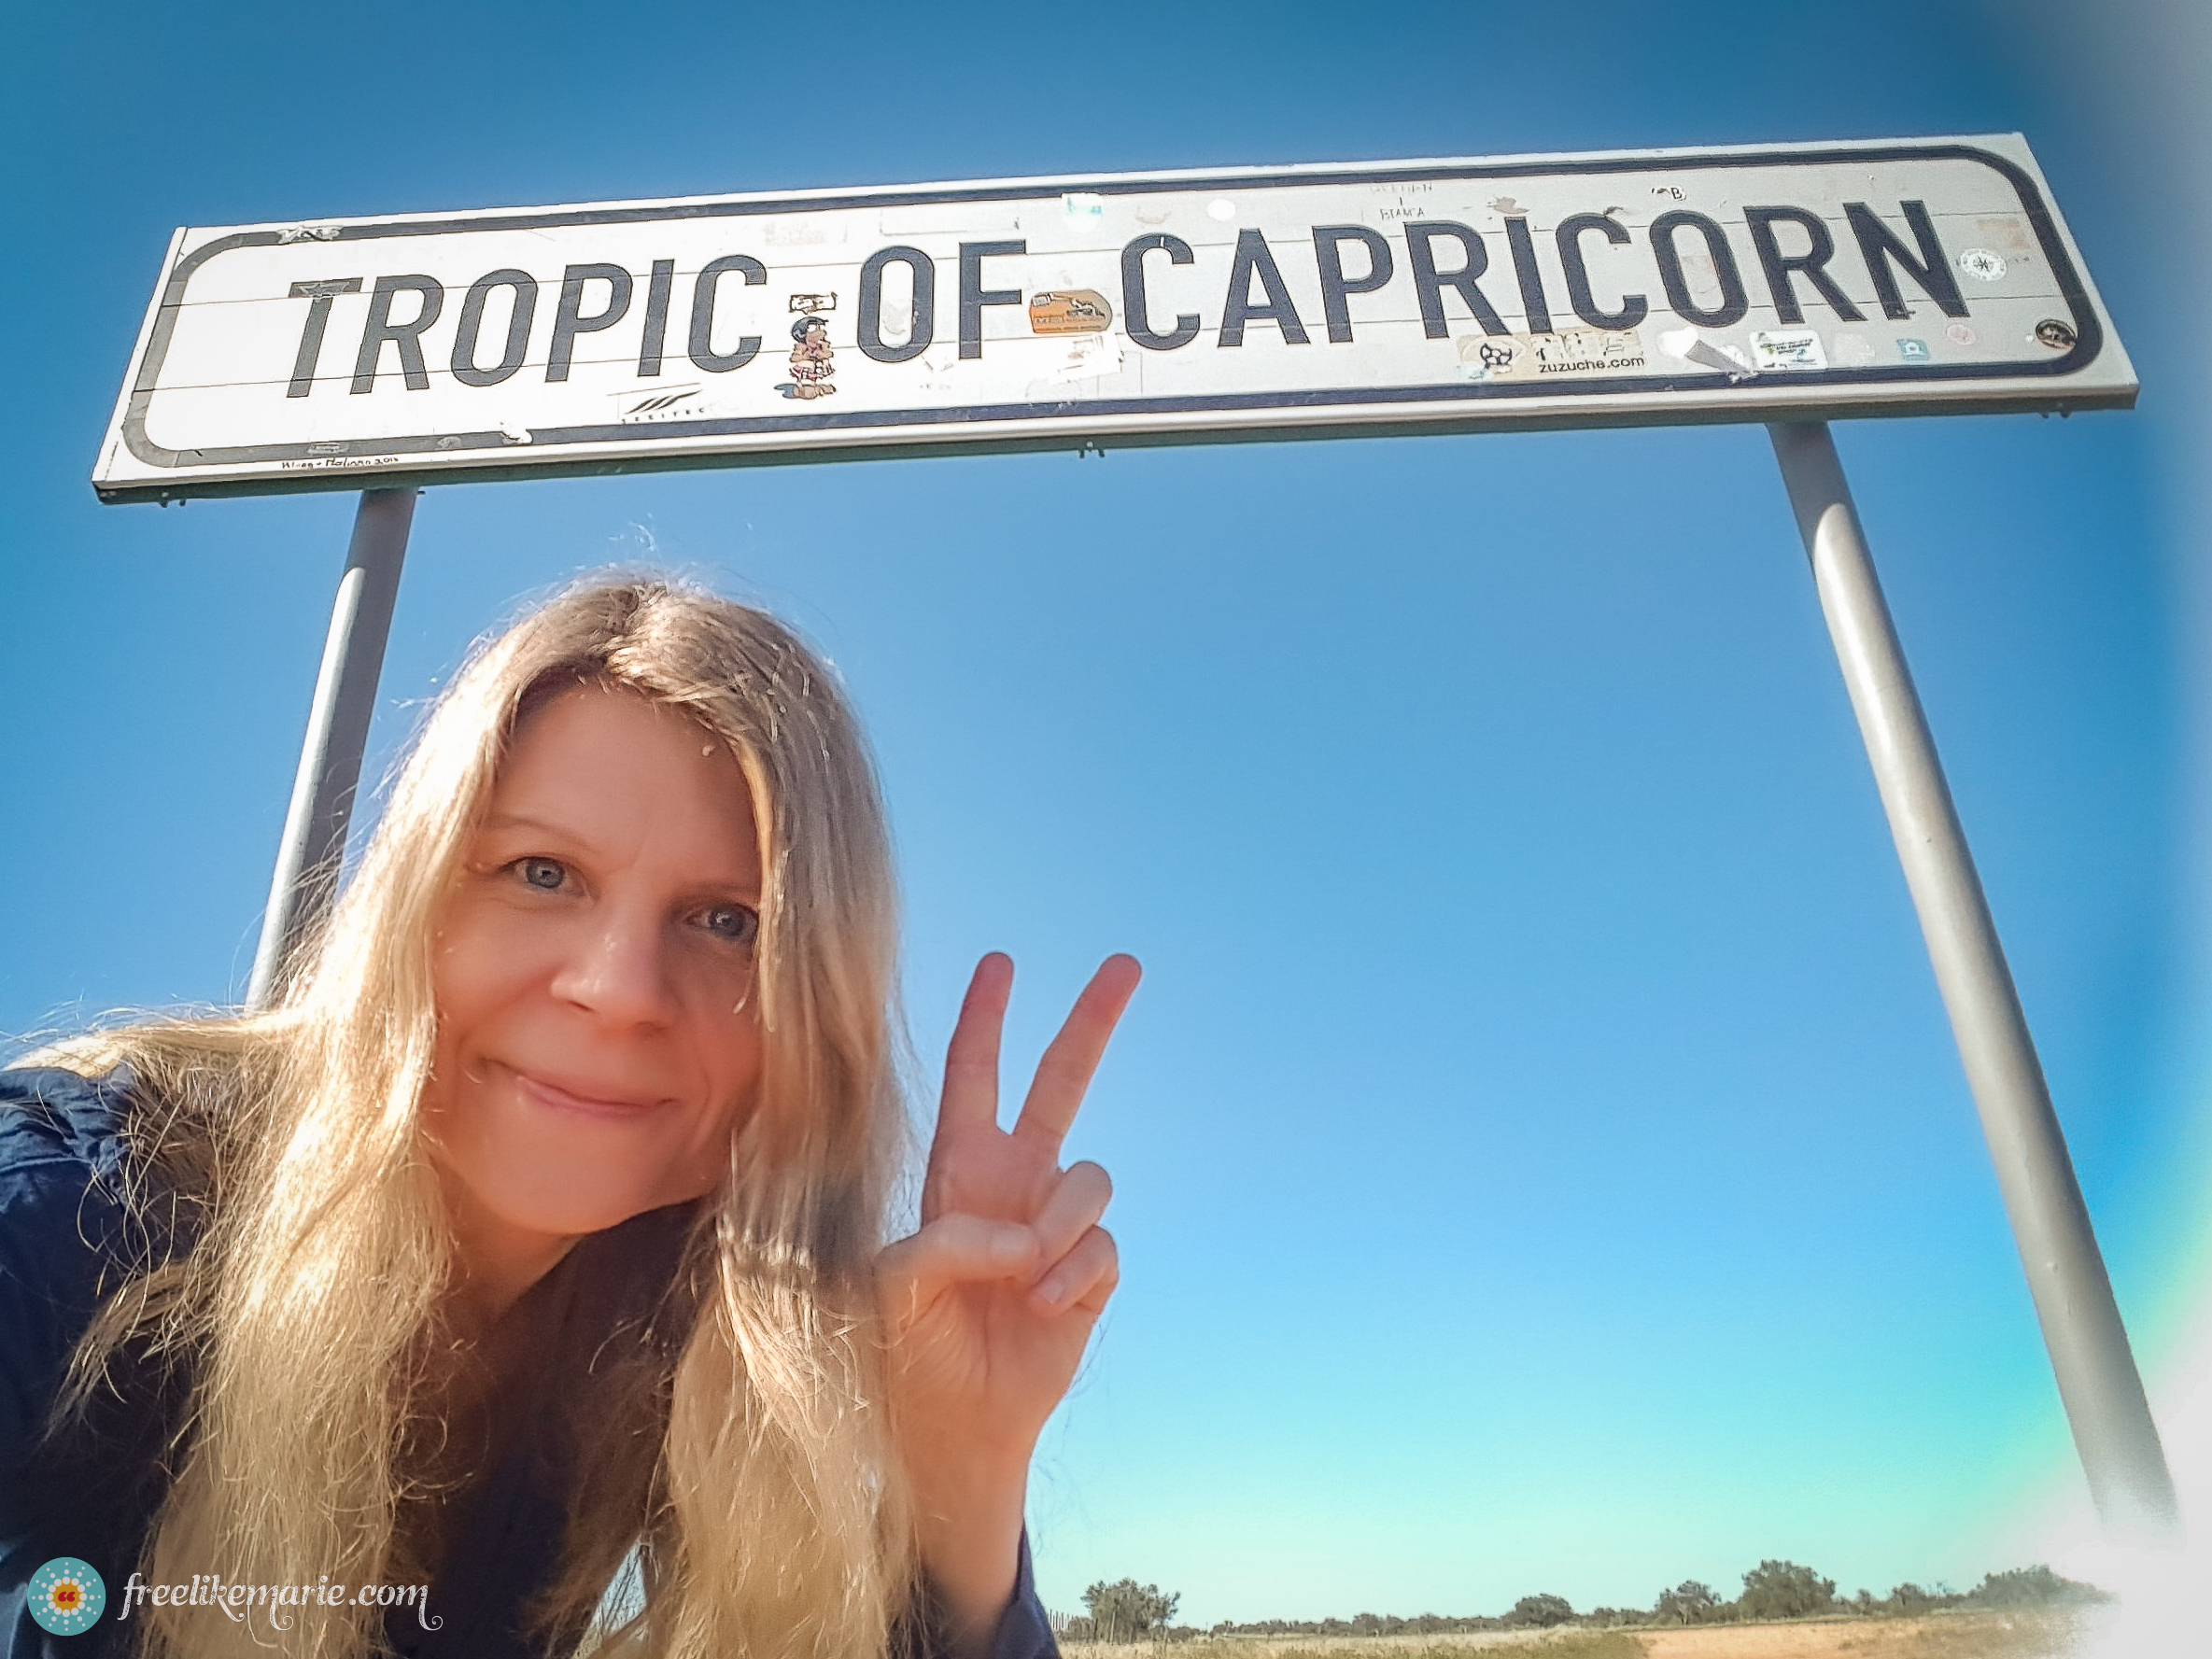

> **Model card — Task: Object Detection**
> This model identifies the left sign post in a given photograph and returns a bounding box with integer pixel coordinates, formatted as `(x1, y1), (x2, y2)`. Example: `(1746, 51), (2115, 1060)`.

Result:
(243, 486), (415, 1007)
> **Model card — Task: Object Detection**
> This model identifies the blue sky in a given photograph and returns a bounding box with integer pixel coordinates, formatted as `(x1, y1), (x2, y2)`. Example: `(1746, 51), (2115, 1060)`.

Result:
(6, 0), (2208, 1623)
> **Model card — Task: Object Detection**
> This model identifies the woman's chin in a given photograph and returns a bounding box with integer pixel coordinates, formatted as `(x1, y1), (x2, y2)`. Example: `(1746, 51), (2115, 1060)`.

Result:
(479, 1174), (677, 1244)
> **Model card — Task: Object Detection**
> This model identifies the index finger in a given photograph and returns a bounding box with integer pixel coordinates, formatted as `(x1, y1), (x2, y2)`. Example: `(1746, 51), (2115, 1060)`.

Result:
(1012, 953), (1142, 1155)
(935, 951), (1014, 1141)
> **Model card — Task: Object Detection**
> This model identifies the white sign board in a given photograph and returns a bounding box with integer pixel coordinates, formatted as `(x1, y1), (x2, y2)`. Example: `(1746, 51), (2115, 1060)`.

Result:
(95, 134), (2132, 502)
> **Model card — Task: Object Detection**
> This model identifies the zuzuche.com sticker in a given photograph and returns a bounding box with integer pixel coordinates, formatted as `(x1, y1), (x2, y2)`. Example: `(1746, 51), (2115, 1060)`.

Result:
(1458, 327), (1646, 381)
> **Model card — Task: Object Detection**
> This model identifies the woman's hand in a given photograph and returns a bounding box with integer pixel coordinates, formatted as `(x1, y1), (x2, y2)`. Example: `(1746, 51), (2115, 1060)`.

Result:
(876, 951), (1140, 1653)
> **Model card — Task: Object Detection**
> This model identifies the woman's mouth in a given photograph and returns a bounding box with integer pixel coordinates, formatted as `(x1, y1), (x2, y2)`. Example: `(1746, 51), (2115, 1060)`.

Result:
(508, 1066), (670, 1119)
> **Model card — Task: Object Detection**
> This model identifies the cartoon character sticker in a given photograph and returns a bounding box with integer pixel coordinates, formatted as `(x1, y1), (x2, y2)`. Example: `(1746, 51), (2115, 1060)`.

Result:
(777, 315), (837, 400)
(1028, 290), (1114, 335)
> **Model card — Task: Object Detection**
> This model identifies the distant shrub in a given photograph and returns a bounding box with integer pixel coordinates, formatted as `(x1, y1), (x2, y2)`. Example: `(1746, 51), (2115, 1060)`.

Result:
(1736, 1560), (1835, 1622)
(1967, 1566), (2109, 1608)
(1652, 1582), (1719, 1624)
(1509, 1594), (1574, 1628)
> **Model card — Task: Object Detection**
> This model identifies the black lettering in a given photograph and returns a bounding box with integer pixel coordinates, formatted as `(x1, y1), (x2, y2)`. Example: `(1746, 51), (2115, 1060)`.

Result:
(287, 277), (362, 398)
(687, 254), (765, 373)
(640, 258), (676, 375)
(349, 275), (443, 394)
(959, 241), (1025, 359)
(858, 246), (935, 362)
(1219, 230), (1310, 346)
(1311, 225), (1393, 344)
(1649, 211), (1748, 328)
(1745, 206), (1866, 325)
(449, 270), (537, 387)
(1502, 218), (1551, 334)
(546, 263), (633, 382)
(1555, 215), (1648, 330)
(1846, 201), (1967, 320)
(1120, 234), (1200, 350)
(1402, 222), (1505, 339)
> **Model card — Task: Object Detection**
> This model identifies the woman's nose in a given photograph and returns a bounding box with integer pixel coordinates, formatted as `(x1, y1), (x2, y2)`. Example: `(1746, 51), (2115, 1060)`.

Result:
(550, 907), (677, 1028)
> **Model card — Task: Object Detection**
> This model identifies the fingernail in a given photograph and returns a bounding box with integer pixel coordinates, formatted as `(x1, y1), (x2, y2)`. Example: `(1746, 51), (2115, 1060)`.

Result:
(993, 1228), (1034, 1263)
(1034, 1273), (1064, 1305)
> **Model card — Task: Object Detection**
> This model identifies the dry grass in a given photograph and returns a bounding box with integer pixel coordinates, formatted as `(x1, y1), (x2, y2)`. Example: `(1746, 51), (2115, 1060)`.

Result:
(1062, 1613), (2095, 1659)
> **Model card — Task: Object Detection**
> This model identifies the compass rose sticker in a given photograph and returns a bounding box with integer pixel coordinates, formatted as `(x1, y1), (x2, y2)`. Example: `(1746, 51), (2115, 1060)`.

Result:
(28, 1558), (106, 1635)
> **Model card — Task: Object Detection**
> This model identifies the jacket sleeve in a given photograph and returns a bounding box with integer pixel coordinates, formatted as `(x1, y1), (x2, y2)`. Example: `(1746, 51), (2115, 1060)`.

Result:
(988, 1534), (1060, 1659)
(0, 1069), (135, 1519)
(0, 1068), (139, 1659)
(905, 1532), (1061, 1659)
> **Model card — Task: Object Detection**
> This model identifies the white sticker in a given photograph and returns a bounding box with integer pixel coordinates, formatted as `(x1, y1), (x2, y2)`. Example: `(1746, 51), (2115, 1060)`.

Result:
(1050, 331), (1124, 382)
(1658, 327), (1755, 377)
(1458, 327), (1645, 381)
(1206, 199), (1238, 221)
(765, 219), (846, 247)
(1061, 192), (1106, 224)
(1752, 330), (1826, 372)
(1831, 332), (1878, 366)
(1957, 247), (2008, 282)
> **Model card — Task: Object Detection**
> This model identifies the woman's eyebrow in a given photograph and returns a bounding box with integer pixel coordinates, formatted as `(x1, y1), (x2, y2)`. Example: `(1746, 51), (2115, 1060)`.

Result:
(478, 811), (594, 845)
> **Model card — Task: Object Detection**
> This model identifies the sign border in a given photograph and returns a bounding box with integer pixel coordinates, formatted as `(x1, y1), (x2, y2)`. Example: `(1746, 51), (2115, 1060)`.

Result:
(97, 136), (2130, 503)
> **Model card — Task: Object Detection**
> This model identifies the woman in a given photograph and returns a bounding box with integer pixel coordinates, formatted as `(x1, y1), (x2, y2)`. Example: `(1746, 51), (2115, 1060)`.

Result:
(0, 575), (1138, 1659)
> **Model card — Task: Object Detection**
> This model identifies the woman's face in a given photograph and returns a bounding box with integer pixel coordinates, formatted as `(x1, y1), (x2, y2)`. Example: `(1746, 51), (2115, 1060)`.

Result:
(423, 682), (765, 1279)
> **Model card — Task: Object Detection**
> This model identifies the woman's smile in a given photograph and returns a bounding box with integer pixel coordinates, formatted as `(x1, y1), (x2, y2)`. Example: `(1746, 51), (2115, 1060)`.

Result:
(505, 1062), (675, 1118)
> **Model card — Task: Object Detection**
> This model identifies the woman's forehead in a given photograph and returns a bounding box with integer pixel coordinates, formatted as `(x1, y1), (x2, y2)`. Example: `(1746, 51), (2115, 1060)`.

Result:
(488, 683), (762, 880)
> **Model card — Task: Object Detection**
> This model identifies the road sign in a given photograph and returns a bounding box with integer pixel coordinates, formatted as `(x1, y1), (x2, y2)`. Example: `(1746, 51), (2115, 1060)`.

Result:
(95, 134), (2131, 503)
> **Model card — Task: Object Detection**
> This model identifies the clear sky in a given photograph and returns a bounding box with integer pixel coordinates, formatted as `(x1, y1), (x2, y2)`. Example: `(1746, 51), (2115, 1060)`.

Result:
(5, 0), (2208, 1624)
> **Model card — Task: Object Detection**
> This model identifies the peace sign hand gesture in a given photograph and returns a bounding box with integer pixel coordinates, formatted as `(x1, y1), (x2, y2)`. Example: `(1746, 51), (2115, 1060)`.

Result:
(875, 952), (1140, 1652)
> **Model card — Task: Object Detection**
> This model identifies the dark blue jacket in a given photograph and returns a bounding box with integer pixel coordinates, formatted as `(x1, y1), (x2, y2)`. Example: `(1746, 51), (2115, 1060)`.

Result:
(0, 1067), (1055, 1659)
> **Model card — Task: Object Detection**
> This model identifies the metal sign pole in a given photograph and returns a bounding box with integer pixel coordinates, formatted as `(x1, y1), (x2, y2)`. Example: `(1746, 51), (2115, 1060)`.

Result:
(244, 487), (416, 1008)
(1768, 420), (2179, 1542)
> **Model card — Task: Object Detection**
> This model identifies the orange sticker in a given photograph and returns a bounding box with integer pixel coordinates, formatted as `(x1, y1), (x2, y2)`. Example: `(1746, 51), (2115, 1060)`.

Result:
(1029, 289), (1113, 335)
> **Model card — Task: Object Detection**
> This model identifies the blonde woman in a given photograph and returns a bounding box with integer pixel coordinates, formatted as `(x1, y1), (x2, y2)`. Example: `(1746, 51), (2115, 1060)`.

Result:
(0, 575), (1139, 1659)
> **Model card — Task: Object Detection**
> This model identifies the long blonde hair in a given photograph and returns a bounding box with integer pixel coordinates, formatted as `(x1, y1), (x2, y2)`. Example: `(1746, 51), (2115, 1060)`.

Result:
(46, 574), (916, 1659)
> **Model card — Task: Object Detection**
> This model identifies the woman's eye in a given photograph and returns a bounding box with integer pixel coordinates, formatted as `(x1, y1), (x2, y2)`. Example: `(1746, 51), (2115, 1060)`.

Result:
(697, 904), (758, 945)
(515, 857), (568, 892)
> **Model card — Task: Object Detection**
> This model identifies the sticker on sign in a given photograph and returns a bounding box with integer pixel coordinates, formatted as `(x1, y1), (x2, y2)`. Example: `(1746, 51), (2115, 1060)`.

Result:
(92, 134), (2134, 502)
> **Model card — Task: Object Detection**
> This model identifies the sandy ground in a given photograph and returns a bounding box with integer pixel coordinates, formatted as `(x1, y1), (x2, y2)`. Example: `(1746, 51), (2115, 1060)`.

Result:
(1635, 1612), (2087, 1657)
(1066, 1614), (2094, 1659)
(1070, 1642), (1547, 1657)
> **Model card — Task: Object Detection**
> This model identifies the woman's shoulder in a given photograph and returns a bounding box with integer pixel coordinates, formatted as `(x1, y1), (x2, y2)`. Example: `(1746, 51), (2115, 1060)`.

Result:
(0, 1066), (151, 1479)
(1, 1065), (195, 1647)
(0, 1064), (137, 1196)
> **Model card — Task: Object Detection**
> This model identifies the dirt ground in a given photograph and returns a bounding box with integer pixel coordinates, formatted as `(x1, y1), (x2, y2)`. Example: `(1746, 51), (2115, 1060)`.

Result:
(1066, 1614), (2097, 1659)
(1635, 1611), (2089, 1658)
